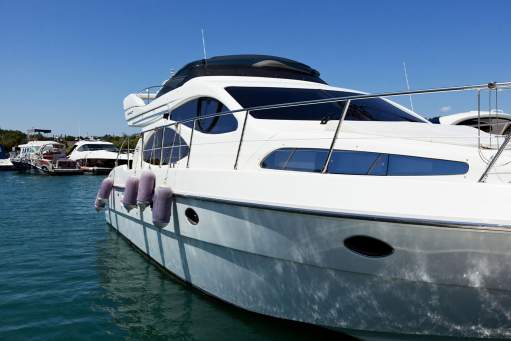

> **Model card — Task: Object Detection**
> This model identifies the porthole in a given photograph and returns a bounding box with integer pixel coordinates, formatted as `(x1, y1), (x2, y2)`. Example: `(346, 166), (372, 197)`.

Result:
(185, 208), (199, 225)
(344, 235), (394, 258)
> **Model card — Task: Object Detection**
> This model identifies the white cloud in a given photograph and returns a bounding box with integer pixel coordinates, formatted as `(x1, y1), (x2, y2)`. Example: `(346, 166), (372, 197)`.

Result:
(440, 106), (452, 113)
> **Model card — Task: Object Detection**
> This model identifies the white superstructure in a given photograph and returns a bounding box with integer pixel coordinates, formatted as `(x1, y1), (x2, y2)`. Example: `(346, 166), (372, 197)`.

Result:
(102, 55), (511, 340)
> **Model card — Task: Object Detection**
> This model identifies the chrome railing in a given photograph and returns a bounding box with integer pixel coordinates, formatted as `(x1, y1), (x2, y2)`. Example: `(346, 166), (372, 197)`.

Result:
(136, 86), (163, 104)
(114, 137), (131, 168)
(134, 81), (511, 183)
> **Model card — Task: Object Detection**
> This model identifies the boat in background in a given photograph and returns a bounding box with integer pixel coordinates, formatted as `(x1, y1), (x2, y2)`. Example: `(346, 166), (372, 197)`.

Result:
(431, 110), (511, 135)
(68, 140), (130, 174)
(10, 140), (56, 171)
(0, 144), (14, 171)
(31, 142), (82, 175)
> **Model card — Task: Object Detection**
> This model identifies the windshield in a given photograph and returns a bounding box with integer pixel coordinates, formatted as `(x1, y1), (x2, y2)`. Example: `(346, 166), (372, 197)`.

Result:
(81, 144), (118, 152)
(225, 87), (425, 122)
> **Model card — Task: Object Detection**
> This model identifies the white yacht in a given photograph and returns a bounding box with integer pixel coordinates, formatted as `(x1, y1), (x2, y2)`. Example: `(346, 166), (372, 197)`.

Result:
(100, 55), (511, 340)
(30, 142), (82, 175)
(432, 110), (511, 135)
(0, 144), (14, 170)
(68, 140), (129, 174)
(12, 141), (82, 175)
(11, 140), (57, 171)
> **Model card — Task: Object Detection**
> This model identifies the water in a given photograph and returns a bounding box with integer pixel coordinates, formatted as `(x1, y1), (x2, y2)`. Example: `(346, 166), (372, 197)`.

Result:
(0, 172), (346, 340)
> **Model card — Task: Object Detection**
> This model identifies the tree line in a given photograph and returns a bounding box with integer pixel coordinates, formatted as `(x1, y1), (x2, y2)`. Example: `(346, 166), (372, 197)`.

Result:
(0, 128), (139, 152)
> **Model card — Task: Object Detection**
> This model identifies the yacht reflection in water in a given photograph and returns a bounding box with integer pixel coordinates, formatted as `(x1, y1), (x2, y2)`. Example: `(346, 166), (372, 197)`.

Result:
(95, 228), (346, 340)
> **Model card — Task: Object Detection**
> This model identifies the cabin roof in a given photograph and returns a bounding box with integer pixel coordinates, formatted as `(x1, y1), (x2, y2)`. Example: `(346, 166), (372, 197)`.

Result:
(156, 54), (326, 98)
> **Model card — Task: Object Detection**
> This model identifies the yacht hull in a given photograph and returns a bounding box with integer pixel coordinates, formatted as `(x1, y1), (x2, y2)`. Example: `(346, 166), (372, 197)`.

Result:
(105, 186), (511, 340)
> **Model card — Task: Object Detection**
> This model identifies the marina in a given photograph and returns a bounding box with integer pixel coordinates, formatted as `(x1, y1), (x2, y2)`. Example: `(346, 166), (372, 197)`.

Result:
(4, 55), (511, 339)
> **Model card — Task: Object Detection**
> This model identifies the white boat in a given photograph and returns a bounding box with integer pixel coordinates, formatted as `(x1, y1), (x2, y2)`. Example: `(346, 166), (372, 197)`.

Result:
(68, 140), (130, 174)
(431, 110), (511, 135)
(101, 55), (511, 339)
(30, 142), (83, 175)
(11, 140), (57, 171)
(0, 144), (14, 170)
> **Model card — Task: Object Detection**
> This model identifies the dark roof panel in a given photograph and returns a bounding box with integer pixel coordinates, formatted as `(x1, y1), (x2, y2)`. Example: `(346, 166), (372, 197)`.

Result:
(156, 55), (326, 98)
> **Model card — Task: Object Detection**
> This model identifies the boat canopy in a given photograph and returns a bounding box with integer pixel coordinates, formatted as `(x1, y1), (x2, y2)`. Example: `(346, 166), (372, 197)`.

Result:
(156, 54), (326, 98)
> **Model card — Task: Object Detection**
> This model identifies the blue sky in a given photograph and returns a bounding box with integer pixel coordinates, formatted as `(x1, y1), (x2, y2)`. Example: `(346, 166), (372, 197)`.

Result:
(1, 0), (511, 135)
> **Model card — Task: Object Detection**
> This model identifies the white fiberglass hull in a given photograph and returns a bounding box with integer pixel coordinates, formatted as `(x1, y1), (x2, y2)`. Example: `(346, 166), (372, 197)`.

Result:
(105, 186), (511, 340)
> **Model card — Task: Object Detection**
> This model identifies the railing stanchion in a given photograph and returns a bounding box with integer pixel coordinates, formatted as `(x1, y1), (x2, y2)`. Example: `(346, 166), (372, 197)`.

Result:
(115, 137), (126, 167)
(187, 120), (196, 168)
(477, 90), (481, 149)
(234, 111), (249, 170)
(322, 100), (351, 173)
(479, 131), (511, 183)
(140, 133), (144, 169)
(127, 137), (130, 169)
(160, 127), (165, 167)
(168, 123), (178, 168)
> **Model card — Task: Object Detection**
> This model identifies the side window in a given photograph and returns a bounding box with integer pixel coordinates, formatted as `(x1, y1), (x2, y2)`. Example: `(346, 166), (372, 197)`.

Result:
(143, 129), (163, 165)
(143, 127), (189, 165)
(171, 99), (199, 128)
(77, 145), (88, 152)
(285, 149), (327, 172)
(169, 97), (237, 134)
(161, 128), (189, 164)
(261, 148), (294, 169)
(197, 97), (238, 134)
(327, 151), (387, 175)
(261, 148), (468, 176)
(387, 155), (469, 176)
(261, 148), (327, 172)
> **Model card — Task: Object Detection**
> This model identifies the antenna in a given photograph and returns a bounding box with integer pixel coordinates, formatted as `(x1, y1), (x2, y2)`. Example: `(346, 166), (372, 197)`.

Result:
(201, 28), (207, 60)
(402, 62), (415, 112)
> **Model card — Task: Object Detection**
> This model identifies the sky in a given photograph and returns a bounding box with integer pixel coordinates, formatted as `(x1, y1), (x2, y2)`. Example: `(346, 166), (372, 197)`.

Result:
(1, 0), (511, 135)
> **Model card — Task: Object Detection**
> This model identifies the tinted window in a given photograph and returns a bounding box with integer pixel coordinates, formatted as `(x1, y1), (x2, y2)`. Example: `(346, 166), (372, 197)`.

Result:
(82, 144), (118, 152)
(170, 97), (237, 133)
(197, 98), (238, 134)
(226, 87), (424, 122)
(286, 149), (327, 172)
(143, 127), (189, 165)
(171, 100), (198, 128)
(261, 148), (468, 176)
(367, 154), (389, 176)
(387, 155), (469, 176)
(261, 148), (294, 169)
(328, 150), (383, 175)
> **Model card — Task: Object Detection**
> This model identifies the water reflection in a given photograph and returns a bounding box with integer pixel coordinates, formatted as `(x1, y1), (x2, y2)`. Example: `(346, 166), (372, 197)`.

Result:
(95, 227), (350, 340)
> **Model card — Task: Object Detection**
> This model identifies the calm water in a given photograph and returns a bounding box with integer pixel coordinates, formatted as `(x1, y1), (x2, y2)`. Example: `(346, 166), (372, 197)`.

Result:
(0, 172), (347, 340)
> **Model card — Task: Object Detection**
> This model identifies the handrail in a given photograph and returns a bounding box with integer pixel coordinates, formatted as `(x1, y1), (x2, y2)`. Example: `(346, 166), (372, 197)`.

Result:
(479, 132), (511, 182)
(136, 81), (511, 126)
(114, 138), (127, 167)
(134, 81), (511, 181)
(136, 85), (163, 94)
(322, 100), (351, 173)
